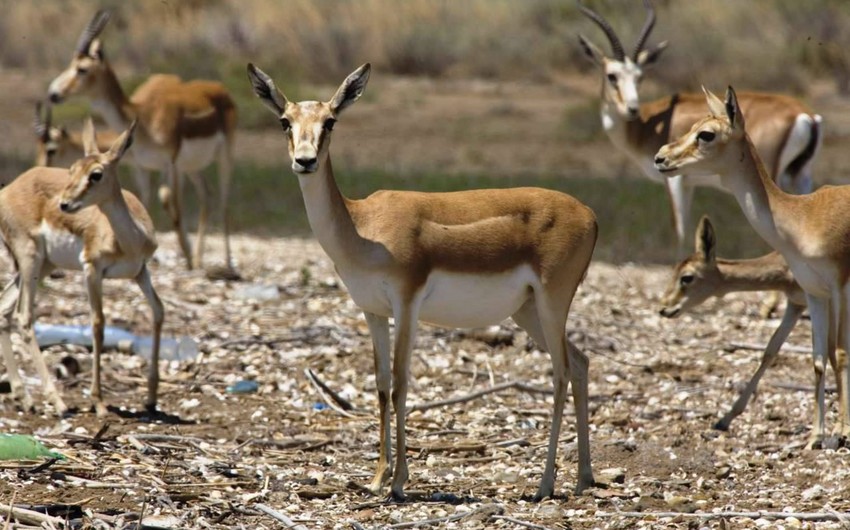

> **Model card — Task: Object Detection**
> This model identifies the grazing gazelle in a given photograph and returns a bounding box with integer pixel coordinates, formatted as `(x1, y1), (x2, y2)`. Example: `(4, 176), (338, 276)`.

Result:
(0, 119), (163, 417)
(47, 10), (237, 274)
(659, 215), (821, 431)
(247, 63), (598, 500)
(578, 0), (822, 247)
(654, 87), (849, 447)
(33, 102), (117, 168)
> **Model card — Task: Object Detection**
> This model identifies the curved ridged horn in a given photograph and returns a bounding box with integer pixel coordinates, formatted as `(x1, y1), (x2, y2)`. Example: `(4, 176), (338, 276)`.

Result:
(76, 10), (111, 55)
(577, 0), (625, 61)
(34, 102), (51, 139)
(633, 0), (656, 60)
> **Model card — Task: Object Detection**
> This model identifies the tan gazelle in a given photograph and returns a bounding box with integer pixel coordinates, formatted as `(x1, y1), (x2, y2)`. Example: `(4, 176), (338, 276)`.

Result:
(578, 0), (822, 247)
(0, 119), (163, 417)
(655, 86), (850, 447)
(47, 10), (237, 274)
(34, 102), (118, 168)
(658, 216), (837, 431)
(247, 63), (598, 500)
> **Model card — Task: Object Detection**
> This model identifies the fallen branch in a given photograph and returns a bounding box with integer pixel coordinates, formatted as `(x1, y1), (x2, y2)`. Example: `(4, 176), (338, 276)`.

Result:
(305, 368), (355, 410)
(255, 503), (309, 530)
(304, 368), (358, 418)
(386, 504), (496, 529)
(726, 342), (810, 354)
(596, 510), (850, 522)
(2, 506), (66, 529)
(490, 515), (555, 530)
(408, 380), (552, 413)
(769, 382), (836, 393)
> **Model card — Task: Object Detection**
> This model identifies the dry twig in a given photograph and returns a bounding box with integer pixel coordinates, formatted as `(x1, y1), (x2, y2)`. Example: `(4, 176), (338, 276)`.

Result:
(408, 380), (552, 413)
(255, 503), (309, 530)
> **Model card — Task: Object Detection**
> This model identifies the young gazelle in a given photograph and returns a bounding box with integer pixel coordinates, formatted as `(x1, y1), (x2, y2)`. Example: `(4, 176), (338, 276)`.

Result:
(47, 10), (237, 274)
(655, 87), (849, 447)
(33, 102), (117, 168)
(0, 119), (163, 417)
(247, 63), (598, 500)
(660, 216), (811, 431)
(578, 0), (822, 247)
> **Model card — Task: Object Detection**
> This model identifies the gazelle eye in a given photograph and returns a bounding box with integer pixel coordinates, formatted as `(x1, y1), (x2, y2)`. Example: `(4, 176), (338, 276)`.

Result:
(76, 67), (89, 75)
(679, 274), (695, 286)
(323, 118), (336, 131)
(89, 170), (103, 183)
(697, 131), (716, 143)
(607, 73), (617, 85)
(279, 118), (291, 132)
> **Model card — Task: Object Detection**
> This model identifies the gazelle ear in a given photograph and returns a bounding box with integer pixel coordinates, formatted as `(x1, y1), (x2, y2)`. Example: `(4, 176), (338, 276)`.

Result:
(725, 85), (745, 130)
(702, 86), (726, 118)
(329, 63), (370, 114)
(695, 215), (716, 263)
(578, 35), (606, 65)
(246, 63), (288, 116)
(82, 118), (99, 156)
(636, 40), (668, 67)
(106, 120), (136, 162)
(88, 38), (104, 60)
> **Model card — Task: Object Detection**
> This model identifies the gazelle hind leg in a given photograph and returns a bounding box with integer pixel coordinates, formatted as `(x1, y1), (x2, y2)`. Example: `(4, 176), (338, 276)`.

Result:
(388, 302), (421, 501)
(835, 286), (850, 438)
(218, 144), (234, 269)
(363, 312), (393, 495)
(805, 295), (832, 448)
(186, 172), (209, 270)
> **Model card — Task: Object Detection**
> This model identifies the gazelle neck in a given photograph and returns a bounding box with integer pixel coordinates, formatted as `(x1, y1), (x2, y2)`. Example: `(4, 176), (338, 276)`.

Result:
(98, 188), (151, 255)
(90, 64), (136, 132)
(715, 254), (794, 294)
(297, 155), (373, 265)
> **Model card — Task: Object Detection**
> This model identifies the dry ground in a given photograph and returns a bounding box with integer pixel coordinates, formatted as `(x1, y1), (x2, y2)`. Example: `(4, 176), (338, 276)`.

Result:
(1, 233), (849, 529)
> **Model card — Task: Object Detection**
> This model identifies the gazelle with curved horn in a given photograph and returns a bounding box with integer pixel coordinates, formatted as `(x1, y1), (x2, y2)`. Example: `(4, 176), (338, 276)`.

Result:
(578, 0), (822, 248)
(247, 62), (598, 500)
(47, 10), (238, 274)
(0, 119), (163, 417)
(655, 86), (849, 447)
(34, 102), (118, 168)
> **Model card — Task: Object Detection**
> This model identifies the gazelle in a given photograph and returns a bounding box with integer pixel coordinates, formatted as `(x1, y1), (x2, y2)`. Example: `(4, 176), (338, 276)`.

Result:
(659, 215), (818, 431)
(0, 119), (163, 417)
(655, 86), (850, 447)
(34, 102), (117, 168)
(47, 10), (237, 274)
(247, 63), (598, 500)
(578, 0), (822, 247)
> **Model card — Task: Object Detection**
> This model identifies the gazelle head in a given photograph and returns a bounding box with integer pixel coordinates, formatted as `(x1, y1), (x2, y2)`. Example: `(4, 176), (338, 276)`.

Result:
(247, 63), (370, 174)
(48, 10), (111, 104)
(59, 118), (135, 214)
(654, 86), (746, 177)
(660, 216), (720, 318)
(34, 102), (65, 166)
(578, 0), (668, 120)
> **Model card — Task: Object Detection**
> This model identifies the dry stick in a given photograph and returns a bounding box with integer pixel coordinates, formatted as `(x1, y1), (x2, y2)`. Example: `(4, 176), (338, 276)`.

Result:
(305, 368), (354, 410)
(2, 491), (15, 530)
(254, 503), (309, 530)
(386, 505), (492, 529)
(596, 510), (850, 522)
(490, 515), (555, 530)
(2, 506), (66, 529)
(727, 341), (810, 354)
(408, 380), (552, 413)
(303, 368), (358, 418)
(769, 382), (837, 393)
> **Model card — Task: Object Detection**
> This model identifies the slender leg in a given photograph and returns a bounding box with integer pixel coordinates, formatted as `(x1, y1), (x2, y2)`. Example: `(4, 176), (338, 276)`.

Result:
(218, 144), (234, 270)
(0, 275), (30, 410)
(836, 286), (850, 438)
(666, 175), (695, 253)
(388, 301), (420, 501)
(16, 249), (66, 414)
(130, 163), (153, 208)
(715, 302), (804, 430)
(363, 312), (392, 495)
(83, 263), (107, 417)
(806, 294), (831, 448)
(135, 265), (164, 412)
(162, 162), (193, 270)
(186, 172), (209, 270)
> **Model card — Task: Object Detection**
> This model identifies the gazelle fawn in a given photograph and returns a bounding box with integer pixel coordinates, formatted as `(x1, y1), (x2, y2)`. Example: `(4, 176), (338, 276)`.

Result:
(578, 0), (822, 248)
(0, 119), (163, 417)
(660, 215), (818, 431)
(655, 87), (849, 447)
(47, 10), (237, 274)
(247, 63), (598, 499)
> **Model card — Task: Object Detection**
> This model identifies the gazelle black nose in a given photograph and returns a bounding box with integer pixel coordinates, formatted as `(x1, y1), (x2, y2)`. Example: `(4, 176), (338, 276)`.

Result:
(627, 106), (639, 117)
(49, 93), (61, 104)
(60, 202), (71, 212)
(296, 157), (317, 168)
(654, 156), (666, 165)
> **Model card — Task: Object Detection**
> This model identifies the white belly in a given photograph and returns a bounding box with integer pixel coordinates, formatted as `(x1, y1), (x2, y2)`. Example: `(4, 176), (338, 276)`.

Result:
(41, 222), (84, 271)
(786, 256), (831, 298)
(177, 134), (224, 173)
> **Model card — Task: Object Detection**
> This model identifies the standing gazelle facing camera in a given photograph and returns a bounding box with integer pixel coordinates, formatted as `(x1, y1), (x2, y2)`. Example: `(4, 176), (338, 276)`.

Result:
(655, 87), (850, 447)
(0, 119), (163, 417)
(247, 63), (598, 500)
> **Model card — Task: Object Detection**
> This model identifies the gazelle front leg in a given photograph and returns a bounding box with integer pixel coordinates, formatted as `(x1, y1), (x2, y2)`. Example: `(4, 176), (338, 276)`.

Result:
(364, 312), (393, 494)
(389, 302), (420, 501)
(806, 295), (832, 448)
(135, 265), (164, 412)
(666, 175), (695, 251)
(836, 287), (850, 438)
(162, 162), (193, 270)
(0, 276), (31, 411)
(84, 263), (108, 417)
(186, 172), (209, 270)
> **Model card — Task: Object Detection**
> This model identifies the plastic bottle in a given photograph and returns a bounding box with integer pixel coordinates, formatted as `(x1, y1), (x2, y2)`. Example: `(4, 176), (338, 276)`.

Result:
(33, 323), (198, 362)
(129, 336), (199, 362)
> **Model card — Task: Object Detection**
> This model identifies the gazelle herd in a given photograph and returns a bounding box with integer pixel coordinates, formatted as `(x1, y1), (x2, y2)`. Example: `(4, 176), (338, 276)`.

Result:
(0, 1), (845, 502)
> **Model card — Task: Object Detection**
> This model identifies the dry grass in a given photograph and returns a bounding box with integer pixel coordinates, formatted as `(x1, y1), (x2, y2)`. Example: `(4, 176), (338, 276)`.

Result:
(0, 0), (847, 93)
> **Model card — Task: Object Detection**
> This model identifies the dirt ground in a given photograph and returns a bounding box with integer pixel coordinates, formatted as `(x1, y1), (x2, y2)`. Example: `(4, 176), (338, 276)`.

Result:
(1, 233), (849, 529)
